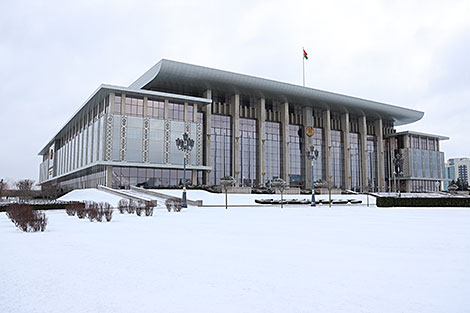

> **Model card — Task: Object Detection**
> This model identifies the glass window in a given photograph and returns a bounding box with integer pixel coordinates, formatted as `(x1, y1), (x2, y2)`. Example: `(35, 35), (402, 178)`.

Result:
(419, 137), (428, 150)
(187, 104), (194, 122)
(210, 115), (232, 185)
(114, 95), (121, 114)
(197, 111), (204, 124)
(168, 102), (184, 121)
(366, 135), (378, 191)
(125, 96), (143, 117)
(330, 130), (344, 189)
(349, 133), (362, 191)
(148, 99), (164, 119)
(264, 122), (282, 184)
(289, 125), (303, 186)
(239, 118), (257, 187)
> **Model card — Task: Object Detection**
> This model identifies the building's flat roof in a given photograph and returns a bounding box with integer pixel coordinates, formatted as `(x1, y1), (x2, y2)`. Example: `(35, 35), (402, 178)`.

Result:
(385, 130), (449, 141)
(38, 84), (211, 155)
(130, 59), (424, 126)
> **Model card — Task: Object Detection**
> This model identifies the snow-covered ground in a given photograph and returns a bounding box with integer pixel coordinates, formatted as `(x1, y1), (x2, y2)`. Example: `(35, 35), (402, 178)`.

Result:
(58, 188), (125, 207)
(1, 189), (469, 313)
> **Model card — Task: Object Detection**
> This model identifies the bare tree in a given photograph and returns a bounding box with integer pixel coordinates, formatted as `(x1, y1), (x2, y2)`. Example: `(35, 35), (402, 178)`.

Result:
(0, 179), (8, 199)
(16, 179), (35, 201)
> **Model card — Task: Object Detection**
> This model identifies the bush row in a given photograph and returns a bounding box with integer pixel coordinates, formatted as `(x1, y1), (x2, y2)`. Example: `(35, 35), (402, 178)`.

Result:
(165, 198), (182, 212)
(376, 197), (470, 207)
(117, 199), (154, 216)
(66, 201), (113, 222)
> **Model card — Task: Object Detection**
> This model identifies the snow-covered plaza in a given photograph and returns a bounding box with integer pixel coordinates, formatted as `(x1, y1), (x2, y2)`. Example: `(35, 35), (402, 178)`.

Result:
(1, 190), (469, 313)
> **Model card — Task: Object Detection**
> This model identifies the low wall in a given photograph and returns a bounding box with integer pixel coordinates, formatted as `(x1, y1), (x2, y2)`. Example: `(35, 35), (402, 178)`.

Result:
(227, 187), (252, 194)
(130, 186), (203, 206)
(0, 201), (84, 212)
(98, 185), (158, 206)
(316, 188), (342, 195)
(276, 188), (300, 195)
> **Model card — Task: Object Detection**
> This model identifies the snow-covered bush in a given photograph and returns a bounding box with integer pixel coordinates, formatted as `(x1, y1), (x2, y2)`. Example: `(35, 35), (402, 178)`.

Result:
(80, 201), (113, 222)
(118, 199), (128, 214)
(99, 202), (113, 222)
(127, 200), (136, 214)
(6, 204), (48, 232)
(145, 203), (154, 216)
(165, 198), (182, 212)
(65, 204), (78, 216)
(136, 200), (146, 216)
(84, 202), (99, 222)
(65, 202), (85, 216)
(76, 208), (87, 219)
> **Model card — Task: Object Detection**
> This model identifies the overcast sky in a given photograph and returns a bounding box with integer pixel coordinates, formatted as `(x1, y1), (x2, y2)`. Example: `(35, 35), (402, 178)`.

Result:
(1, 0), (469, 183)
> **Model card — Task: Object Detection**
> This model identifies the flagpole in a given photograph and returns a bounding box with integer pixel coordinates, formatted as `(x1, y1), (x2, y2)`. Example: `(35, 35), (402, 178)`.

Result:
(302, 47), (305, 87)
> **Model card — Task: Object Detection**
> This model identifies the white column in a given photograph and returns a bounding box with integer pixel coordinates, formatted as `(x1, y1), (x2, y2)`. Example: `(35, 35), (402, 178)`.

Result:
(232, 94), (240, 185)
(303, 106), (313, 189)
(375, 118), (385, 191)
(341, 113), (351, 190)
(323, 109), (332, 184)
(359, 115), (368, 192)
(257, 98), (266, 186)
(280, 102), (290, 184)
(203, 90), (212, 185)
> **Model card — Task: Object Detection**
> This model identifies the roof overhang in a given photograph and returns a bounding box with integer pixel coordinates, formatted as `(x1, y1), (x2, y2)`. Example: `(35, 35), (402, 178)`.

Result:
(130, 59), (424, 126)
(385, 130), (449, 141)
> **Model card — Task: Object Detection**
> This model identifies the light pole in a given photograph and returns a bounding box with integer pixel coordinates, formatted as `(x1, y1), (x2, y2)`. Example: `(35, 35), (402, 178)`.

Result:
(306, 145), (319, 206)
(176, 132), (194, 208)
(393, 153), (403, 198)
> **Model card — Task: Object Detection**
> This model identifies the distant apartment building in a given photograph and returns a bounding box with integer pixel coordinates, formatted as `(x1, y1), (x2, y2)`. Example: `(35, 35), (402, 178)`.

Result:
(445, 157), (470, 190)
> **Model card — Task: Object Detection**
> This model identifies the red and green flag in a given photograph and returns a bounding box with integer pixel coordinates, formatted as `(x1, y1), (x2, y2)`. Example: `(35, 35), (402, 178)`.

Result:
(303, 49), (308, 60)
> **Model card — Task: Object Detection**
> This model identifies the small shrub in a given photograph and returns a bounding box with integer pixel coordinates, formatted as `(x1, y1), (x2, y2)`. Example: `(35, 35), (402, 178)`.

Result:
(76, 208), (87, 219)
(145, 203), (154, 216)
(165, 198), (174, 212)
(100, 202), (113, 222)
(118, 199), (128, 214)
(6, 203), (48, 232)
(85, 202), (99, 222)
(65, 204), (78, 216)
(127, 200), (136, 214)
(136, 200), (145, 216)
(173, 198), (182, 212)
(64, 202), (84, 216)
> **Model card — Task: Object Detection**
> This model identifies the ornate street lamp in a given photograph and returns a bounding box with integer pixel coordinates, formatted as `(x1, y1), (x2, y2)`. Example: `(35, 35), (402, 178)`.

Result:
(220, 176), (235, 210)
(393, 153), (403, 198)
(176, 132), (194, 208)
(272, 178), (287, 209)
(306, 145), (319, 206)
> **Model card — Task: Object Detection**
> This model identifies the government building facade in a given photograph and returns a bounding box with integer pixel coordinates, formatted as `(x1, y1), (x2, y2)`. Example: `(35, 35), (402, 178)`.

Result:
(38, 59), (447, 193)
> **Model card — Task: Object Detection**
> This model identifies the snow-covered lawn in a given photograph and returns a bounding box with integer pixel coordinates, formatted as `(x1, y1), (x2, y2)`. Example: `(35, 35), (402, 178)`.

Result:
(1, 191), (469, 313)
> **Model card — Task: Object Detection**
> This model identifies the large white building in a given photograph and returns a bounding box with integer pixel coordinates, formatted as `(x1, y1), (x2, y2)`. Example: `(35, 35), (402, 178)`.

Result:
(38, 59), (448, 193)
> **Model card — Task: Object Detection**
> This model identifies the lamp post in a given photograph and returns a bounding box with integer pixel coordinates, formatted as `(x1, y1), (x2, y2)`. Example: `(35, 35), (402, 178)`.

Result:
(306, 145), (319, 206)
(176, 132), (194, 208)
(393, 153), (403, 198)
